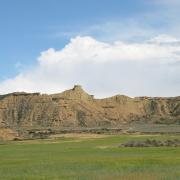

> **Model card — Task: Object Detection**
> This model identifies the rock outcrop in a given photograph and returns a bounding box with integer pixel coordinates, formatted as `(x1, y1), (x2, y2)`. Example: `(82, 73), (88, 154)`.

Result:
(0, 85), (180, 139)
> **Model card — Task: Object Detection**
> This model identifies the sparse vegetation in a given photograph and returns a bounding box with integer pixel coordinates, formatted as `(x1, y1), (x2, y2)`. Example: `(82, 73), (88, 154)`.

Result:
(121, 138), (180, 147)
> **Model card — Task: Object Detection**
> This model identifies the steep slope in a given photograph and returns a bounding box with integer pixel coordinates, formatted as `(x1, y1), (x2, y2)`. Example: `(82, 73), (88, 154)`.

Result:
(0, 85), (180, 139)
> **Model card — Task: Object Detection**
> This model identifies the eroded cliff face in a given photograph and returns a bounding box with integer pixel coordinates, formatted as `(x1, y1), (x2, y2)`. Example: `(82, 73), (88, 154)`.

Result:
(0, 85), (180, 139)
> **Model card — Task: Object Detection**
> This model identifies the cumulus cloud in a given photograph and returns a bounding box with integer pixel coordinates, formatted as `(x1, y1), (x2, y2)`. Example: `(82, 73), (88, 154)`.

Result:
(0, 35), (180, 97)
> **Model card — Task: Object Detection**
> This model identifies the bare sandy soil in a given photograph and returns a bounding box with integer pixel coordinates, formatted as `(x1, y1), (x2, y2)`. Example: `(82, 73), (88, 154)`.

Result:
(50, 133), (108, 139)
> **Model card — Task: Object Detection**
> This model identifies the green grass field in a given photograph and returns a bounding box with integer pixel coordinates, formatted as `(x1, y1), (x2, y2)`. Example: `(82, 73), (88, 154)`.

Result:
(0, 134), (180, 180)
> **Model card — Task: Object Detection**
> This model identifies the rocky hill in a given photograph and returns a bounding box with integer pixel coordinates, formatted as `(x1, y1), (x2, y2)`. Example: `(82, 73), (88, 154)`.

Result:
(0, 85), (180, 139)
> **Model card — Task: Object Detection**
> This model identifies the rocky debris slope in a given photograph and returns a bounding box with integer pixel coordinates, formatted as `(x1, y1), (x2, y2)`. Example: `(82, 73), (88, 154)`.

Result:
(0, 128), (18, 141)
(0, 85), (180, 139)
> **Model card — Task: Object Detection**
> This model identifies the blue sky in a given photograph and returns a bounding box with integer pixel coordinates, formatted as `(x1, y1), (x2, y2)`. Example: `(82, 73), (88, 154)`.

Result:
(0, 0), (155, 78)
(0, 0), (180, 97)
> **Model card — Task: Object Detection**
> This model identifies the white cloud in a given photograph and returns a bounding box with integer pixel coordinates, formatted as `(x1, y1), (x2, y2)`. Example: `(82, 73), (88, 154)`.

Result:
(39, 36), (180, 64)
(148, 34), (180, 44)
(0, 35), (180, 97)
(52, 20), (157, 43)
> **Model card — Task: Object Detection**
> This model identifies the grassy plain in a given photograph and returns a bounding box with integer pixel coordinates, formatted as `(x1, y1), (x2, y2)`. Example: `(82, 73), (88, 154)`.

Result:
(0, 134), (180, 180)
